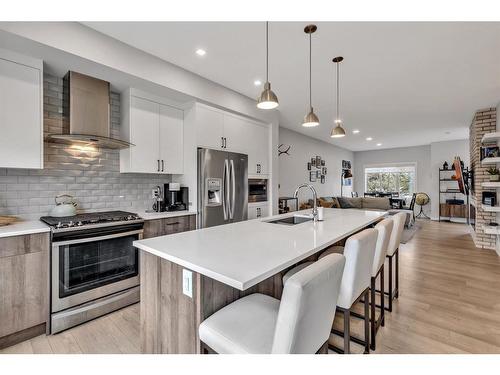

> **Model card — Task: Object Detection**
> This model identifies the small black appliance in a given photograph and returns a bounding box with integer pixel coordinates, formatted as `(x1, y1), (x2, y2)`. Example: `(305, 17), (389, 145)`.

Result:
(164, 183), (189, 211)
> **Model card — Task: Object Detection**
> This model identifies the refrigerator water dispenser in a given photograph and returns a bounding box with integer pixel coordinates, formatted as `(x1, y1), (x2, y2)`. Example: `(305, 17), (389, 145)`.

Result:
(206, 178), (222, 206)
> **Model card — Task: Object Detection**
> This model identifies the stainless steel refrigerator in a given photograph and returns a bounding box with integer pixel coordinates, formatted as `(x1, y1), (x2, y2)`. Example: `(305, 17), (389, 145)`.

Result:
(198, 148), (248, 228)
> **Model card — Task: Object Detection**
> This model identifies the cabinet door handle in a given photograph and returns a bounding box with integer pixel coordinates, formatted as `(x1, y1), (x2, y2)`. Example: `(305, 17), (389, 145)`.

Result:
(161, 160), (164, 172)
(224, 137), (227, 149)
(166, 221), (180, 226)
(157, 160), (160, 172)
(221, 137), (224, 148)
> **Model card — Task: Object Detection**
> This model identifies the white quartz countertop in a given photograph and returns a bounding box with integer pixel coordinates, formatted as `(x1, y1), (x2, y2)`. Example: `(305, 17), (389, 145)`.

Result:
(134, 208), (386, 290)
(137, 210), (197, 221)
(0, 220), (50, 238)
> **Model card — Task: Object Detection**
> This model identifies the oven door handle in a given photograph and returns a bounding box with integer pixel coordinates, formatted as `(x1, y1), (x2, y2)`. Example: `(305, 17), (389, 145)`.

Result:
(52, 229), (144, 247)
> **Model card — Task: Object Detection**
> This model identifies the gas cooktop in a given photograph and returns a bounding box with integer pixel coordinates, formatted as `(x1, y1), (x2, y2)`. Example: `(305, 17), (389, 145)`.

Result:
(40, 210), (143, 232)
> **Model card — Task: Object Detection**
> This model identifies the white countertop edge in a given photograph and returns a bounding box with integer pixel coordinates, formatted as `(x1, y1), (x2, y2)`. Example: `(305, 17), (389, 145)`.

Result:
(137, 210), (197, 221)
(0, 221), (51, 238)
(134, 211), (386, 291)
(135, 243), (245, 290)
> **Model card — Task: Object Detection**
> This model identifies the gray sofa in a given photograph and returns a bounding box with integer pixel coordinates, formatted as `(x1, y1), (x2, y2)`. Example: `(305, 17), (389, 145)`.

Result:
(307, 196), (414, 227)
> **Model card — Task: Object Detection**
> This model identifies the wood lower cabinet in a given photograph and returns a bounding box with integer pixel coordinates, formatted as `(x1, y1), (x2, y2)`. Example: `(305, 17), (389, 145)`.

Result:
(0, 232), (49, 349)
(143, 214), (196, 239)
(440, 203), (467, 219)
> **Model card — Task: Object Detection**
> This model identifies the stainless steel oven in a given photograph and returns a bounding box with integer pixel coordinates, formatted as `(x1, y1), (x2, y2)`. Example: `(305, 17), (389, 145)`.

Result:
(248, 178), (268, 203)
(43, 212), (144, 334)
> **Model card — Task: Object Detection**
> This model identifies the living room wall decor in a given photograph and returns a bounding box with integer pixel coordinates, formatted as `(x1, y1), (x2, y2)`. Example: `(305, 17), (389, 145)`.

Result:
(307, 156), (327, 183)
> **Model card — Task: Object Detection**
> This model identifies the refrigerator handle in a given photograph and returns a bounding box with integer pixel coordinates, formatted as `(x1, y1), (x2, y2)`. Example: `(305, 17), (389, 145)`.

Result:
(223, 159), (229, 220)
(230, 159), (236, 219)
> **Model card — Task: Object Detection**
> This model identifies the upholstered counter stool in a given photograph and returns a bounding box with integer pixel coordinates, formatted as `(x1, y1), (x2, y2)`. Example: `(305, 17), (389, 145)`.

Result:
(383, 212), (406, 312)
(318, 221), (392, 351)
(199, 254), (346, 354)
(319, 229), (378, 354)
(365, 219), (393, 350)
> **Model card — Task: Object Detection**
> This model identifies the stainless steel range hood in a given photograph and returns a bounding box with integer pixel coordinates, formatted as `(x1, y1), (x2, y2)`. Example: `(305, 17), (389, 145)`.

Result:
(47, 71), (133, 150)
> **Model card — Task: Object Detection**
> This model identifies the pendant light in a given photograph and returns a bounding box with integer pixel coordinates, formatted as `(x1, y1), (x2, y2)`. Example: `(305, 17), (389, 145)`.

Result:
(302, 24), (319, 127)
(257, 21), (279, 109)
(330, 56), (346, 138)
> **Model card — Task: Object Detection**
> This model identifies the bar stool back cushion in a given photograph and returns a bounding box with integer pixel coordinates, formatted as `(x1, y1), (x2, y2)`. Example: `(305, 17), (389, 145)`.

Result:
(372, 219), (394, 276)
(336, 228), (378, 309)
(271, 254), (346, 353)
(386, 212), (406, 257)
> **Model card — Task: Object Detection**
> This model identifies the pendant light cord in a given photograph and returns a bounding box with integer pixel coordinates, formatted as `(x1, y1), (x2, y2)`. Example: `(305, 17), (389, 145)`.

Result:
(309, 32), (312, 109)
(336, 61), (340, 121)
(266, 21), (269, 83)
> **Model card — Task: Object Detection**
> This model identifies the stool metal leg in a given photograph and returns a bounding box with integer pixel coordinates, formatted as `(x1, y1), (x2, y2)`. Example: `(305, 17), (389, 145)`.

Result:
(380, 264), (385, 327)
(364, 289), (370, 354)
(344, 309), (350, 354)
(370, 277), (375, 351)
(387, 255), (393, 312)
(395, 248), (400, 299)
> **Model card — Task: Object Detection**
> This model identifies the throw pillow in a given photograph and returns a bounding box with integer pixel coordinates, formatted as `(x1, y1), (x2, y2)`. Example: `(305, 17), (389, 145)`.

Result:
(319, 198), (335, 208)
(337, 197), (355, 209)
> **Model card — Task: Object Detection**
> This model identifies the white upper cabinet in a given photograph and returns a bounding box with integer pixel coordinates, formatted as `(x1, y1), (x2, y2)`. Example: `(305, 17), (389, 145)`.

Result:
(223, 114), (252, 154)
(120, 89), (184, 174)
(159, 104), (184, 174)
(195, 104), (270, 176)
(195, 105), (224, 150)
(0, 49), (43, 169)
(128, 96), (160, 173)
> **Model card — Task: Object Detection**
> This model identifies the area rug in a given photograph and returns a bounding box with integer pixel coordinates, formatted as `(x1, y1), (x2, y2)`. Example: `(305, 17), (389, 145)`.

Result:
(401, 222), (421, 244)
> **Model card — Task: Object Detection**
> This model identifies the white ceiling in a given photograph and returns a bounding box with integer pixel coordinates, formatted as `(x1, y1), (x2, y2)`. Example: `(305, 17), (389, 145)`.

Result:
(83, 22), (500, 151)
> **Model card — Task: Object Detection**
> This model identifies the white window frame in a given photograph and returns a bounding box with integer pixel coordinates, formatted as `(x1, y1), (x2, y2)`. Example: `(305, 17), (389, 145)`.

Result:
(363, 162), (417, 197)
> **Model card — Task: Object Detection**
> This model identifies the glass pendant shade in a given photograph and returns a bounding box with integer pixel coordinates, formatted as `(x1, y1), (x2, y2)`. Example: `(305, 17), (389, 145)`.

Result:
(303, 107), (320, 127)
(257, 81), (279, 109)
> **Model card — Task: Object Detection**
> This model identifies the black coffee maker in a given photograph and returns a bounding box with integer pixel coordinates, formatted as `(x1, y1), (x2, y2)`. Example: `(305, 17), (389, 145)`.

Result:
(163, 183), (189, 211)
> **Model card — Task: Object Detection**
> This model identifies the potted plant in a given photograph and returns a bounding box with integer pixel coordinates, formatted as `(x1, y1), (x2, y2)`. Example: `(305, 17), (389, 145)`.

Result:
(487, 167), (500, 181)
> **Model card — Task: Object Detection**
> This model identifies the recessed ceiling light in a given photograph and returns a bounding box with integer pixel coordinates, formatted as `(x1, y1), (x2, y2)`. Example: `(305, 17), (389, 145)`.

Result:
(352, 130), (360, 134)
(376, 143), (382, 146)
(366, 137), (373, 141)
(254, 80), (262, 86)
(195, 49), (206, 56)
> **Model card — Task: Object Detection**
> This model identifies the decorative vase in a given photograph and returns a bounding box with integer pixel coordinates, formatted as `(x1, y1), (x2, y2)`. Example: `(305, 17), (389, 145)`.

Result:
(490, 175), (500, 182)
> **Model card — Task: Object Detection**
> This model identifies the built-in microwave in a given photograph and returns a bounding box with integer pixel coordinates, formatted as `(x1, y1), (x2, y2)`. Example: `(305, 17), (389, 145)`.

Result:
(248, 178), (268, 203)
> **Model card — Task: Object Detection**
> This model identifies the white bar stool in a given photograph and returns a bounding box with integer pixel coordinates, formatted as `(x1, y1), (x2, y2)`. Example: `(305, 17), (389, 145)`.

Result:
(320, 228), (378, 354)
(384, 212), (406, 312)
(352, 218), (393, 351)
(199, 254), (346, 354)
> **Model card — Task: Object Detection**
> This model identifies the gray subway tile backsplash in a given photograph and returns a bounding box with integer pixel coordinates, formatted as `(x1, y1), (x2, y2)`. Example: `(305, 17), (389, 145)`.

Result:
(0, 73), (171, 220)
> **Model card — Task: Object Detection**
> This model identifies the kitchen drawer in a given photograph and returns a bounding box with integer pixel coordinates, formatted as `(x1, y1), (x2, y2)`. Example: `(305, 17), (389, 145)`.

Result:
(143, 214), (196, 239)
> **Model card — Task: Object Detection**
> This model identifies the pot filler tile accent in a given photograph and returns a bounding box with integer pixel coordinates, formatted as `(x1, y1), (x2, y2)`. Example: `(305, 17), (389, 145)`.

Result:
(0, 73), (171, 220)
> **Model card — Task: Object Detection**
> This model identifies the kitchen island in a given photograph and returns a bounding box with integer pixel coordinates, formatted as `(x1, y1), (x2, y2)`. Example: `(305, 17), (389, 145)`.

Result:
(133, 208), (386, 354)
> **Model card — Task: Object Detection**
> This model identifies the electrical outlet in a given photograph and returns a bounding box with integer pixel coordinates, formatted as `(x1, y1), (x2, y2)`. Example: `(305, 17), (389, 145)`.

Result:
(182, 269), (193, 298)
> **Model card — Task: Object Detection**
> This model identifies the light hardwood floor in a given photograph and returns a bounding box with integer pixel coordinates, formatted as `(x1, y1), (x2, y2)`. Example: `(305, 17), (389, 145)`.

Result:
(2, 220), (500, 354)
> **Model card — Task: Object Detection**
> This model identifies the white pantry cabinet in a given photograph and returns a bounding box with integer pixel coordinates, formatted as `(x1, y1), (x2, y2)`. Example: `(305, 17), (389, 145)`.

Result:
(120, 90), (184, 174)
(195, 104), (270, 176)
(0, 49), (43, 169)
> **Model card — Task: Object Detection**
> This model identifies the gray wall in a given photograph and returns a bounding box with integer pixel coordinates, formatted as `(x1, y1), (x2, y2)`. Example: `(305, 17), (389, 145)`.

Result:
(0, 73), (170, 220)
(353, 145), (432, 215)
(278, 127), (354, 204)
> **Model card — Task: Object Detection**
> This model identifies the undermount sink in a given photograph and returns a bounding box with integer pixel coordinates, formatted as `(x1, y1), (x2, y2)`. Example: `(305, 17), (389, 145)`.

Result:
(266, 215), (313, 225)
